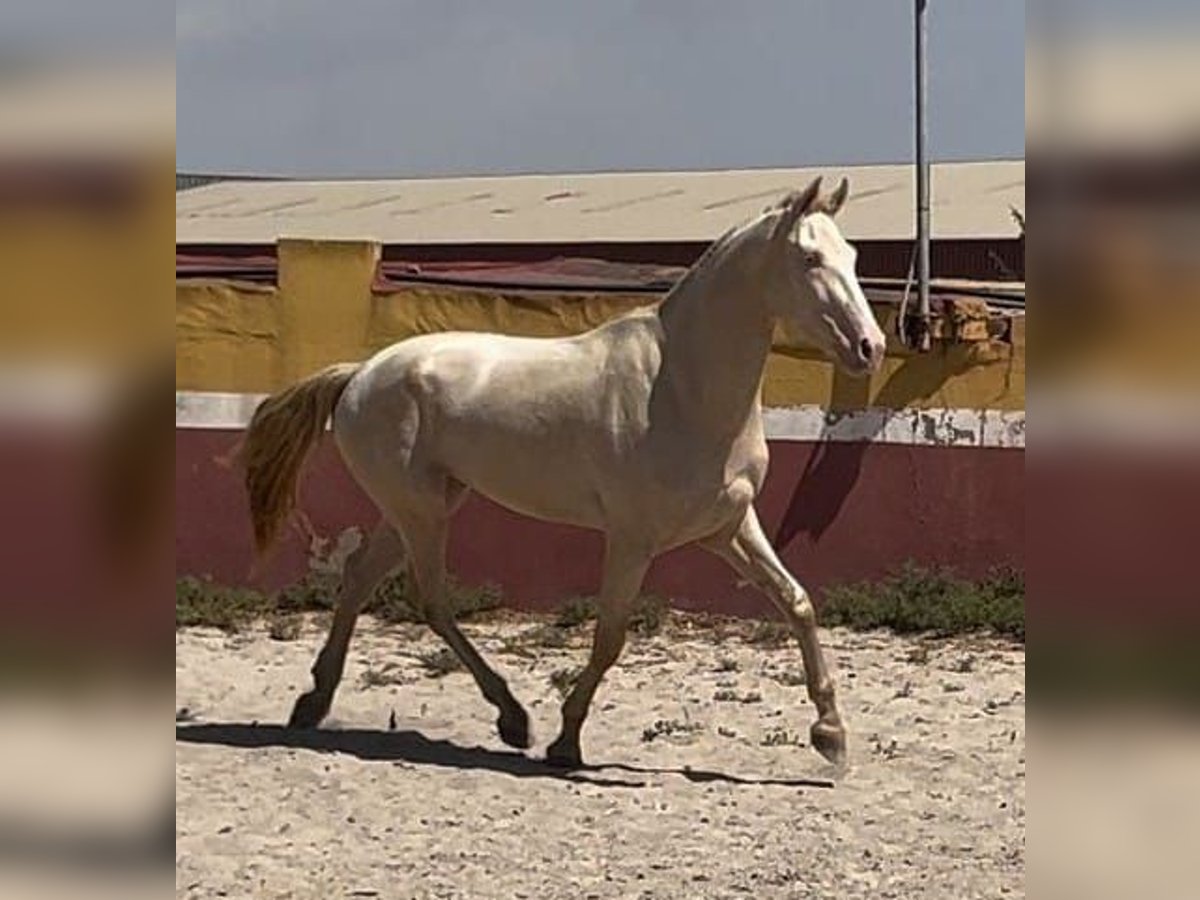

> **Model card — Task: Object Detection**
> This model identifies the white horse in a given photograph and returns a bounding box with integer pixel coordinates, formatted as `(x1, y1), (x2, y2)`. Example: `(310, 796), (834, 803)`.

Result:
(243, 176), (885, 768)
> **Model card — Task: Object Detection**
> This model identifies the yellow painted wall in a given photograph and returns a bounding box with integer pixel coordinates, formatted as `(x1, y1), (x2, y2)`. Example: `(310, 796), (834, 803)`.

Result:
(175, 238), (1025, 411)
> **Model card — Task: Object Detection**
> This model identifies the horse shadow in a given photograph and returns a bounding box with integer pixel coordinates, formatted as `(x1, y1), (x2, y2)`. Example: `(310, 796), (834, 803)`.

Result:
(176, 722), (834, 790)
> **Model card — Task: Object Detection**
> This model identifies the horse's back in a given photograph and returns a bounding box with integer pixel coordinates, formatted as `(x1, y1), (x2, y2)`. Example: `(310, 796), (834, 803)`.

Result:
(334, 317), (663, 527)
(353, 313), (661, 421)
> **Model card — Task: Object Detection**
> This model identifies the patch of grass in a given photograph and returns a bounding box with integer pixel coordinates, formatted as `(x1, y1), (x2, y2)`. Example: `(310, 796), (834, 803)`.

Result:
(176, 577), (272, 632)
(641, 718), (703, 744)
(176, 573), (341, 633)
(821, 563), (1024, 640)
(528, 623), (570, 649)
(418, 648), (463, 678)
(743, 620), (792, 648)
(178, 563), (1024, 644)
(761, 727), (805, 748)
(177, 569), (505, 633)
(370, 572), (503, 625)
(630, 594), (670, 637)
(359, 665), (406, 689)
(267, 614), (302, 642)
(553, 594), (671, 636)
(712, 688), (762, 704)
(275, 574), (338, 614)
(766, 668), (805, 687)
(554, 596), (596, 628)
(451, 580), (505, 621)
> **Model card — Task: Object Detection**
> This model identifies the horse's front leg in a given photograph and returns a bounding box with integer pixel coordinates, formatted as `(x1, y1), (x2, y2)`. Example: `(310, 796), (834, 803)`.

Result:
(546, 539), (650, 768)
(703, 508), (847, 767)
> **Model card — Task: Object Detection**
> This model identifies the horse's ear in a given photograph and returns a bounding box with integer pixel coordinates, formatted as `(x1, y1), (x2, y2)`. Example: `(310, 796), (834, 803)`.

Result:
(771, 177), (821, 241)
(819, 177), (850, 216)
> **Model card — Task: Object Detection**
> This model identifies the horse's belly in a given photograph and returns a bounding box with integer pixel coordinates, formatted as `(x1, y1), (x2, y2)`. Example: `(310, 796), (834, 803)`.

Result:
(474, 482), (604, 530)
(442, 438), (606, 530)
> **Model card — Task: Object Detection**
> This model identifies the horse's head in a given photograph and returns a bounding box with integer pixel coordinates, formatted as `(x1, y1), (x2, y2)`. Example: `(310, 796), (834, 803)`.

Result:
(760, 178), (887, 376)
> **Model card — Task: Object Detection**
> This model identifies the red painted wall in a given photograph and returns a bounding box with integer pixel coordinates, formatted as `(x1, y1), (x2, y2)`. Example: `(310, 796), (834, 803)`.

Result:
(176, 429), (1023, 617)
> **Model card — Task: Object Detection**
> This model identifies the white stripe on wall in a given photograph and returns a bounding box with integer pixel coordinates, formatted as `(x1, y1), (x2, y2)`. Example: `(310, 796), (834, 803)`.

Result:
(177, 391), (1025, 449)
(762, 406), (1025, 448)
(176, 391), (267, 430)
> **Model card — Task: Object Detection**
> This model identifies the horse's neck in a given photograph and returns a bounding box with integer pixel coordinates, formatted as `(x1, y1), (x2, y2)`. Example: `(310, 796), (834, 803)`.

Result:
(656, 248), (774, 439)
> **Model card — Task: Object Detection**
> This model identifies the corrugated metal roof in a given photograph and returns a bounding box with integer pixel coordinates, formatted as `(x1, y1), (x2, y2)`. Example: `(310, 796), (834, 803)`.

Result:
(176, 172), (292, 192)
(175, 160), (1024, 245)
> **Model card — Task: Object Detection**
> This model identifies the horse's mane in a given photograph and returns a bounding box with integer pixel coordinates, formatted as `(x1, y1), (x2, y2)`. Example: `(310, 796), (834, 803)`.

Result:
(661, 221), (742, 303)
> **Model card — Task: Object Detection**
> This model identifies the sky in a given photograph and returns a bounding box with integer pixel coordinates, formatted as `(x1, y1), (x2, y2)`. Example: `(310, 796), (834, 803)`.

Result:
(175, 0), (1026, 178)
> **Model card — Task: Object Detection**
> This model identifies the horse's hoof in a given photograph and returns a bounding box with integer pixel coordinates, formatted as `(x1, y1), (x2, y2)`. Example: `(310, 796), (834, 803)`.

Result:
(810, 719), (848, 769)
(497, 706), (533, 750)
(545, 737), (583, 770)
(288, 691), (329, 729)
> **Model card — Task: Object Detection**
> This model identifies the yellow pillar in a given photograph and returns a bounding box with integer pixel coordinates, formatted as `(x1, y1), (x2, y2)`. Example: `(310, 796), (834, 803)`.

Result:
(277, 238), (380, 383)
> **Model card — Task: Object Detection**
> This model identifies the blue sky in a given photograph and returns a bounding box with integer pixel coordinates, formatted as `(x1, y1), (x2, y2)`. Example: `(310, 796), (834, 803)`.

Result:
(176, 1), (1025, 177)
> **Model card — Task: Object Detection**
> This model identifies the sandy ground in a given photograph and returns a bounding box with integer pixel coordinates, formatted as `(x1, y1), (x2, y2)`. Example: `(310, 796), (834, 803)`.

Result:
(176, 615), (1024, 899)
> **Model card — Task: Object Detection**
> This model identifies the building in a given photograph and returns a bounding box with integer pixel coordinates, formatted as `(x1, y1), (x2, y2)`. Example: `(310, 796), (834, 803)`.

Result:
(177, 159), (1024, 280)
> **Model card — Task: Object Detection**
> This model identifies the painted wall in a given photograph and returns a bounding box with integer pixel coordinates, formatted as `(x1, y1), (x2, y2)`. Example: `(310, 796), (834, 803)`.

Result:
(175, 238), (1025, 612)
(176, 239), (1024, 408)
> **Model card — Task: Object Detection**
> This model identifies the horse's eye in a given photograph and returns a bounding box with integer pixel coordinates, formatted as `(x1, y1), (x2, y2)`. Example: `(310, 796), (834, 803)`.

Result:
(803, 251), (822, 268)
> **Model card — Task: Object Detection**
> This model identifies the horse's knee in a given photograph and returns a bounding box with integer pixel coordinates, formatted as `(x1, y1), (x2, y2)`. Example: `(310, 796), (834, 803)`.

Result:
(788, 591), (817, 629)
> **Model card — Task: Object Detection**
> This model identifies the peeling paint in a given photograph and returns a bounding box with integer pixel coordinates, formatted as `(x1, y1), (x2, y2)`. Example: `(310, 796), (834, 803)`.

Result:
(761, 405), (1024, 448)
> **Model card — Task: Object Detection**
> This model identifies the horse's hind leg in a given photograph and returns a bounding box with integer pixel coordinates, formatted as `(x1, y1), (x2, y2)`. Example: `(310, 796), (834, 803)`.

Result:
(288, 521), (404, 728)
(398, 505), (532, 750)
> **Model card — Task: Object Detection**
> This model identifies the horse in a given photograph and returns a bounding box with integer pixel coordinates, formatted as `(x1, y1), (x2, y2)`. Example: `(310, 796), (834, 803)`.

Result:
(242, 176), (886, 769)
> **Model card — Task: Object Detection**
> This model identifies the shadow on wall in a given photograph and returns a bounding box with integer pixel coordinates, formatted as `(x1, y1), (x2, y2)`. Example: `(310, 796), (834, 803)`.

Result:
(774, 346), (985, 550)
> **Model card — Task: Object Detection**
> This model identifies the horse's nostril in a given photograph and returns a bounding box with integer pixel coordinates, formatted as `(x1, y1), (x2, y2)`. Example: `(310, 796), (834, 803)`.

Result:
(858, 337), (874, 363)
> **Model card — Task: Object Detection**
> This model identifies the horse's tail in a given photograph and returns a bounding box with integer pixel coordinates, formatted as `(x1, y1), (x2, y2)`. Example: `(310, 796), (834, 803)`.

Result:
(241, 363), (360, 554)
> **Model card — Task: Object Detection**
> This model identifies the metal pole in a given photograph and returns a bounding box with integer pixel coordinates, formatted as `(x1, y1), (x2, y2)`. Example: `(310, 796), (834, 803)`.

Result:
(911, 0), (932, 351)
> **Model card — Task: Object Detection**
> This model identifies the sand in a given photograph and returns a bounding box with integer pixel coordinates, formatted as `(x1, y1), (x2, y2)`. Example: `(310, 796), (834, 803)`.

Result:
(176, 615), (1024, 899)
